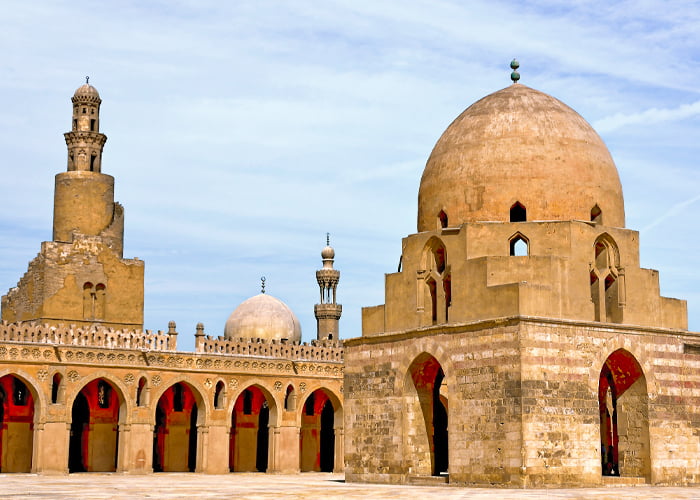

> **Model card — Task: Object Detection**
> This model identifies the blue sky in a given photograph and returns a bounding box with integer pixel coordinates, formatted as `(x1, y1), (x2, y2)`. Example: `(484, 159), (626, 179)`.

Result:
(1, 1), (700, 351)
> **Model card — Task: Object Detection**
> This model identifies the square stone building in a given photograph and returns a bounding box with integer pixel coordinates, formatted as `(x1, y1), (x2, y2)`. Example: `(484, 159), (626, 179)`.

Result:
(344, 66), (700, 487)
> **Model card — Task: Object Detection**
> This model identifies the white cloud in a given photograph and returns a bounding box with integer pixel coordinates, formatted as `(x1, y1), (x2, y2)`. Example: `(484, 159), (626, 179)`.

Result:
(595, 100), (700, 133)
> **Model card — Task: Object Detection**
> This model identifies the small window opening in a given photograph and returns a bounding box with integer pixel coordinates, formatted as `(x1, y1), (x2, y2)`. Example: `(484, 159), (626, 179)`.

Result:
(173, 383), (184, 412)
(214, 381), (225, 409)
(510, 202), (526, 222)
(82, 107), (86, 114)
(90, 154), (96, 171)
(97, 380), (111, 409)
(428, 278), (438, 324)
(91, 108), (95, 115)
(443, 274), (452, 322)
(73, 119), (77, 130)
(604, 274), (615, 290)
(51, 373), (62, 404)
(438, 210), (448, 229)
(305, 392), (316, 416)
(434, 247), (446, 274)
(510, 235), (529, 256)
(136, 377), (146, 406)
(90, 119), (96, 131)
(284, 385), (295, 411)
(13, 378), (28, 406)
(243, 389), (252, 415)
(591, 205), (602, 224)
(595, 242), (608, 271)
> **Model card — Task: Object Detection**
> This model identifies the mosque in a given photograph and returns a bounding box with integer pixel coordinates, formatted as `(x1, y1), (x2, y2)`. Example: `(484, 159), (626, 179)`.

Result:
(1, 62), (699, 487)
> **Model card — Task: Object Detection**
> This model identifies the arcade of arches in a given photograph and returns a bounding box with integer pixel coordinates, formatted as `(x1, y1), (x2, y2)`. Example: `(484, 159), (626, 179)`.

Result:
(0, 348), (343, 475)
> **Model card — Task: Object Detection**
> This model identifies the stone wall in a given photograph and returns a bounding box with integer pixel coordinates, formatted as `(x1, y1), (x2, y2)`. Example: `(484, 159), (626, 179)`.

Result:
(0, 324), (344, 474)
(344, 317), (700, 486)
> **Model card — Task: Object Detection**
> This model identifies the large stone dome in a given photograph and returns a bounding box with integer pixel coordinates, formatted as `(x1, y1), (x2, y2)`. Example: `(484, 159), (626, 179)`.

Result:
(417, 84), (625, 231)
(224, 293), (302, 342)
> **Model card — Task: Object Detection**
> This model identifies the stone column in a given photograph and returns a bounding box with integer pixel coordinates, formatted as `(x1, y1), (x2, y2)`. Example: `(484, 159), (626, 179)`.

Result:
(122, 423), (153, 473)
(34, 421), (70, 473)
(204, 423), (230, 473)
(196, 425), (209, 473)
(116, 423), (130, 472)
(334, 426), (345, 473)
(273, 424), (301, 473)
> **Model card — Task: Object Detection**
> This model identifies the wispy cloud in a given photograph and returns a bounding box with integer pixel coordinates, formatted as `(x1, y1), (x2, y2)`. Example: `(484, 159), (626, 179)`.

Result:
(595, 100), (700, 133)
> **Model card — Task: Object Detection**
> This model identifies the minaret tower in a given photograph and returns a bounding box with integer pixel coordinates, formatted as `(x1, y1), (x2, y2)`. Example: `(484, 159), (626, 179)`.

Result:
(1, 80), (144, 329)
(314, 234), (342, 340)
(53, 78), (124, 255)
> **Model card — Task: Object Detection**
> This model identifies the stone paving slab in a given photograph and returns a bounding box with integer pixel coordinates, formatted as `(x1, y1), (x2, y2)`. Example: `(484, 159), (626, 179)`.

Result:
(0, 473), (698, 499)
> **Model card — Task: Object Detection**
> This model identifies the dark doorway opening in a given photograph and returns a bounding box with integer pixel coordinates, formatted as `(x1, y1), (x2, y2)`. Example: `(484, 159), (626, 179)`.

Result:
(320, 400), (335, 472)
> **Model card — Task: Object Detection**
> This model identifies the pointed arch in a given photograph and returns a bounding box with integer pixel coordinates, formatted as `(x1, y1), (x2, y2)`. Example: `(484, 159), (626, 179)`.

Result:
(284, 384), (296, 412)
(0, 374), (38, 472)
(68, 377), (125, 472)
(437, 210), (448, 229)
(296, 384), (343, 473)
(419, 237), (449, 326)
(214, 380), (226, 410)
(229, 383), (279, 472)
(591, 234), (624, 323)
(152, 381), (206, 472)
(598, 349), (650, 479)
(510, 201), (526, 222)
(509, 232), (529, 256)
(402, 352), (448, 477)
(591, 204), (603, 224)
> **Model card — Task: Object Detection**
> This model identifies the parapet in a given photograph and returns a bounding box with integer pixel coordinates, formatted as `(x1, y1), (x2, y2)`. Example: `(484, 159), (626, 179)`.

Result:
(0, 320), (176, 351)
(196, 334), (344, 363)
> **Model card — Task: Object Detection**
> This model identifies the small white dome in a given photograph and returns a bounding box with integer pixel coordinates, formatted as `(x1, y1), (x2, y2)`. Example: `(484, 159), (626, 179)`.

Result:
(224, 293), (301, 342)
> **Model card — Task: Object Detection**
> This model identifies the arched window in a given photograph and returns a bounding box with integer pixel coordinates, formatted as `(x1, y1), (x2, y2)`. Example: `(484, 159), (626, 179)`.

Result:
(419, 237), (450, 326)
(136, 377), (147, 407)
(214, 381), (225, 409)
(591, 234), (623, 323)
(509, 233), (529, 256)
(591, 204), (602, 224)
(510, 202), (526, 222)
(82, 282), (94, 320)
(438, 210), (448, 229)
(284, 385), (296, 411)
(51, 373), (62, 404)
(95, 283), (106, 319)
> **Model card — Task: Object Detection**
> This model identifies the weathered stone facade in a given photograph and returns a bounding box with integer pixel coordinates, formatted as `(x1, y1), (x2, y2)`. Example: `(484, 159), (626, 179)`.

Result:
(345, 71), (700, 487)
(0, 320), (343, 474)
(2, 83), (143, 330)
(0, 82), (344, 476)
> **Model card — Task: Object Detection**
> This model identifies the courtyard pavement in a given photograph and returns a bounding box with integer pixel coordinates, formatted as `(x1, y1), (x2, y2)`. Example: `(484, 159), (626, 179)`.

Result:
(0, 472), (698, 499)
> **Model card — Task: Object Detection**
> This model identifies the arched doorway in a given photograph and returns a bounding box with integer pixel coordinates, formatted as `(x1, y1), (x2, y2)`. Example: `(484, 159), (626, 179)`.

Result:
(405, 353), (448, 477)
(300, 389), (336, 472)
(153, 382), (199, 472)
(68, 378), (121, 472)
(0, 375), (34, 472)
(230, 386), (271, 472)
(599, 349), (650, 478)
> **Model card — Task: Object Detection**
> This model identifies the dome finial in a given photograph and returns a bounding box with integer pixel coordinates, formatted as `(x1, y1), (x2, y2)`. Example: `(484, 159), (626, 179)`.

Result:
(326, 232), (330, 246)
(85, 76), (90, 84)
(260, 276), (266, 294)
(510, 59), (520, 84)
